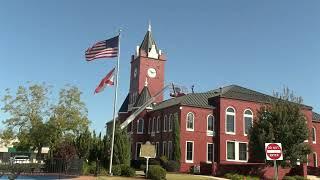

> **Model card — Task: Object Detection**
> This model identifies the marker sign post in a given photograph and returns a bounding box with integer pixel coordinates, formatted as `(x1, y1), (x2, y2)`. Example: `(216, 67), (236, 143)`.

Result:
(265, 143), (283, 180)
(140, 141), (156, 178)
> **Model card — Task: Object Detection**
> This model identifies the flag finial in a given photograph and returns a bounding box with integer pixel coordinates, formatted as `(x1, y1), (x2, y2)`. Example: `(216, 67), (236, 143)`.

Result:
(145, 77), (148, 87)
(148, 20), (152, 32)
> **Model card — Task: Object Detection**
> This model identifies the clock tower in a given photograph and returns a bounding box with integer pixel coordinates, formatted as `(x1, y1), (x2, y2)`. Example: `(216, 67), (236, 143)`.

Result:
(128, 24), (166, 110)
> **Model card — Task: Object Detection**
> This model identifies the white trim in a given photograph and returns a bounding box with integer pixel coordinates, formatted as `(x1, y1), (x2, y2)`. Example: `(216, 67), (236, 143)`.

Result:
(155, 142), (159, 156)
(137, 118), (144, 134)
(225, 107), (236, 135)
(162, 141), (167, 157)
(243, 109), (253, 136)
(312, 127), (316, 144)
(169, 114), (173, 132)
(206, 143), (214, 163)
(185, 141), (194, 163)
(148, 118), (151, 134)
(186, 112), (195, 131)
(156, 116), (160, 133)
(151, 117), (155, 136)
(207, 114), (214, 136)
(168, 141), (172, 160)
(226, 140), (248, 162)
(313, 152), (318, 167)
(163, 115), (167, 132)
(135, 142), (142, 160)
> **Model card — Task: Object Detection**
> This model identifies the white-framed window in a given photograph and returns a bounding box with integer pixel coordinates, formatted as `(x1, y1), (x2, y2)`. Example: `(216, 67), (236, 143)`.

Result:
(163, 115), (167, 132)
(155, 142), (160, 157)
(186, 112), (194, 131)
(156, 116), (160, 133)
(168, 141), (172, 160)
(313, 152), (318, 167)
(169, 114), (173, 132)
(135, 142), (142, 160)
(226, 107), (235, 134)
(312, 127), (316, 144)
(226, 141), (248, 162)
(185, 141), (194, 163)
(163, 141), (167, 157)
(207, 143), (214, 163)
(244, 109), (253, 136)
(151, 117), (156, 136)
(148, 118), (151, 134)
(137, 118), (144, 134)
(207, 115), (214, 136)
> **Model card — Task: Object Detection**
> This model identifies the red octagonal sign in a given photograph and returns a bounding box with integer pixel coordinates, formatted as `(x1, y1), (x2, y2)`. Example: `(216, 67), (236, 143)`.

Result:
(265, 143), (283, 160)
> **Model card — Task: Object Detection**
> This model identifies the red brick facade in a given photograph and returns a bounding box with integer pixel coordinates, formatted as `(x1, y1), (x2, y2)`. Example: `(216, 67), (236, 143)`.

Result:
(117, 27), (320, 179)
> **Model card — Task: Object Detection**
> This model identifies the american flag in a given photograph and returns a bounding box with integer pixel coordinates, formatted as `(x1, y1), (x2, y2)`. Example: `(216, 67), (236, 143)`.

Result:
(85, 36), (119, 61)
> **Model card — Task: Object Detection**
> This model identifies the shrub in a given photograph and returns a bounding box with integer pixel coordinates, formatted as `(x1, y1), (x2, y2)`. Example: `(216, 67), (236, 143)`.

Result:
(164, 160), (180, 172)
(283, 176), (296, 180)
(293, 176), (308, 180)
(120, 164), (136, 177)
(147, 165), (166, 180)
(149, 158), (161, 166)
(112, 165), (122, 176)
(98, 168), (108, 176)
(224, 173), (245, 180)
(159, 156), (168, 167)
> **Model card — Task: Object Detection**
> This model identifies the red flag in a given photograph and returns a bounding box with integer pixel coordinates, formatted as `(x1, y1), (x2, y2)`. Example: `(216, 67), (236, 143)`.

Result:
(94, 68), (115, 94)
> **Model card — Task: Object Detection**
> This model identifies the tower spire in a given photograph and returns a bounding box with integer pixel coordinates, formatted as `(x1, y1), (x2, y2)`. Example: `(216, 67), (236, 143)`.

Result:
(148, 20), (152, 32)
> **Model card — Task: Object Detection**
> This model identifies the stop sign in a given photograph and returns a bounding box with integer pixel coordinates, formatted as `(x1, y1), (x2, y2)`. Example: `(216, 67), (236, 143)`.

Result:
(265, 143), (283, 160)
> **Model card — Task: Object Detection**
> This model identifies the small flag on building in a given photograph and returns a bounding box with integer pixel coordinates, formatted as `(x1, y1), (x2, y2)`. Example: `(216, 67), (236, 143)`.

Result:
(94, 68), (115, 94)
(85, 36), (119, 61)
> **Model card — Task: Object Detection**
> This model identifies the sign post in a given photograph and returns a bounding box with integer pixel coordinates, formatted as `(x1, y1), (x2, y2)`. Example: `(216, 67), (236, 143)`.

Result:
(140, 141), (156, 178)
(265, 143), (283, 180)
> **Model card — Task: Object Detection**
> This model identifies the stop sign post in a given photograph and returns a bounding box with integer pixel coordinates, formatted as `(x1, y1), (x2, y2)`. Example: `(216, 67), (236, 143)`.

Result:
(265, 143), (283, 161)
(265, 143), (283, 180)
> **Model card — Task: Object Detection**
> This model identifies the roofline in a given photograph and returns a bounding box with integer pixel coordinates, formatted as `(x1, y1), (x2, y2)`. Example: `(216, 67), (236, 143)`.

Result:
(219, 96), (313, 110)
(180, 104), (215, 110)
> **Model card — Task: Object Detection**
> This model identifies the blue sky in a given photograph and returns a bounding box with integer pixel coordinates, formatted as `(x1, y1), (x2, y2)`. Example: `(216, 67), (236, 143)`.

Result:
(1, 1), (319, 133)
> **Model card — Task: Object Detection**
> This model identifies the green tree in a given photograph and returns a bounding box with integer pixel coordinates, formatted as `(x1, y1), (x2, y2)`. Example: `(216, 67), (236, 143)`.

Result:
(249, 89), (311, 166)
(113, 123), (130, 166)
(172, 113), (181, 162)
(74, 128), (91, 159)
(1, 83), (52, 158)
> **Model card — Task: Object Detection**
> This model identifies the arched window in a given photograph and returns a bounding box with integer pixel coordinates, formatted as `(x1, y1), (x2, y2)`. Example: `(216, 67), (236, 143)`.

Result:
(148, 118), (151, 134)
(313, 152), (318, 167)
(163, 115), (167, 132)
(152, 117), (156, 134)
(226, 107), (235, 134)
(156, 116), (160, 133)
(137, 118), (144, 134)
(186, 112), (194, 131)
(207, 115), (214, 136)
(169, 114), (173, 131)
(312, 127), (316, 144)
(244, 109), (253, 135)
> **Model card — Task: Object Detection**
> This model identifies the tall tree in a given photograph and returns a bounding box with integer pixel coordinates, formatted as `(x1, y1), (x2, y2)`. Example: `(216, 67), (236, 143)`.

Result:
(1, 83), (52, 158)
(112, 123), (130, 166)
(249, 89), (311, 166)
(74, 128), (91, 159)
(172, 113), (181, 162)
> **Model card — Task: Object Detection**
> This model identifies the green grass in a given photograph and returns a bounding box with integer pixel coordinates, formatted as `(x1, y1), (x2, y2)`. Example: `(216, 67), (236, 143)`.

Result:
(166, 173), (213, 180)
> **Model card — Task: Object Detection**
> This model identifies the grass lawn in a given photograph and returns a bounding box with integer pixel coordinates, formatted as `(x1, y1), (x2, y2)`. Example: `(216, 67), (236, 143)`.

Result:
(166, 173), (214, 180)
(97, 173), (217, 180)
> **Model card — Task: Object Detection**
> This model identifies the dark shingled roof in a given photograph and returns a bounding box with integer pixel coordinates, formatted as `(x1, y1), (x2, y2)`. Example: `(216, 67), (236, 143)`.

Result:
(152, 85), (312, 111)
(134, 86), (152, 108)
(313, 112), (320, 122)
(152, 92), (216, 111)
(119, 94), (129, 113)
(140, 30), (159, 54)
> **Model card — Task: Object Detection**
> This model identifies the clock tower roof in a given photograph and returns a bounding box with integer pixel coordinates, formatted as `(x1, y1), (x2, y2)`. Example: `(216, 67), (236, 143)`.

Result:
(139, 24), (159, 54)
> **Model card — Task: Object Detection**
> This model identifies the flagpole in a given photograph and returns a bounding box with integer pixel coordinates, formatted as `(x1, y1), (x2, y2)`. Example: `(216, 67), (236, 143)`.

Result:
(109, 29), (121, 175)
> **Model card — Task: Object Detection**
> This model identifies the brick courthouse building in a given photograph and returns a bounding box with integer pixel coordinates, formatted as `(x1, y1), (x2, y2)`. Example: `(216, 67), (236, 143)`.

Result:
(116, 26), (320, 178)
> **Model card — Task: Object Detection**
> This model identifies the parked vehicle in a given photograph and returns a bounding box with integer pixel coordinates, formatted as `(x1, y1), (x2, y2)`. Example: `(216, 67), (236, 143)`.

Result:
(13, 155), (30, 164)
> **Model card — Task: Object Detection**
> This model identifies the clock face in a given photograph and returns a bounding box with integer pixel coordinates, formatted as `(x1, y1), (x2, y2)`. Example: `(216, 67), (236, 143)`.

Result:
(133, 67), (138, 78)
(147, 68), (157, 78)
